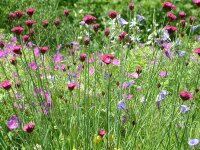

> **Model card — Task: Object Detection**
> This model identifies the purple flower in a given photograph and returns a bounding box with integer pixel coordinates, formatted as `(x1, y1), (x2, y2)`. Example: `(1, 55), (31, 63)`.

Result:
(195, 35), (200, 40)
(188, 138), (199, 146)
(112, 59), (119, 65)
(176, 50), (185, 56)
(122, 93), (133, 100)
(52, 53), (63, 63)
(28, 61), (37, 70)
(89, 67), (95, 74)
(156, 90), (169, 102)
(136, 15), (145, 22)
(117, 100), (126, 110)
(117, 17), (128, 25)
(191, 25), (199, 31)
(80, 21), (86, 26)
(6, 115), (19, 130)
(180, 105), (190, 113)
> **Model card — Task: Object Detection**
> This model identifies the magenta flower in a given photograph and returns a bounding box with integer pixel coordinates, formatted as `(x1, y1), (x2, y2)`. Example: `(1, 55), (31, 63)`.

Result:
(14, 10), (23, 18)
(101, 54), (114, 64)
(52, 53), (63, 62)
(26, 8), (35, 17)
(83, 15), (96, 24)
(189, 16), (196, 24)
(194, 47), (200, 56)
(39, 46), (49, 54)
(23, 122), (35, 133)
(0, 80), (11, 90)
(179, 11), (186, 18)
(28, 62), (38, 70)
(118, 31), (127, 41)
(167, 13), (177, 21)
(6, 115), (19, 130)
(164, 25), (177, 34)
(179, 90), (193, 101)
(12, 45), (21, 55)
(128, 2), (134, 11)
(93, 23), (99, 32)
(67, 83), (76, 91)
(161, 2), (176, 11)
(79, 52), (87, 62)
(107, 10), (118, 19)
(159, 71), (167, 77)
(193, 0), (200, 6)
(98, 129), (105, 137)
(25, 20), (35, 28)
(11, 26), (24, 35)
(63, 9), (69, 16)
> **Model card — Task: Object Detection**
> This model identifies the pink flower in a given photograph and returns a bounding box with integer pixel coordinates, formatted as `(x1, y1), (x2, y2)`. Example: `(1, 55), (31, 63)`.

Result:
(79, 52), (87, 62)
(63, 9), (69, 16)
(89, 67), (95, 74)
(42, 20), (48, 28)
(93, 23), (99, 32)
(127, 72), (139, 78)
(22, 34), (30, 42)
(52, 53), (63, 62)
(54, 18), (60, 26)
(194, 47), (200, 56)
(83, 36), (89, 46)
(23, 122), (35, 133)
(9, 12), (16, 19)
(26, 8), (35, 17)
(11, 26), (24, 35)
(128, 2), (134, 11)
(107, 10), (118, 19)
(189, 16), (196, 24)
(67, 83), (76, 91)
(14, 10), (23, 18)
(28, 62), (38, 70)
(167, 13), (177, 21)
(83, 15), (96, 24)
(161, 2), (176, 11)
(159, 71), (167, 77)
(39, 46), (49, 54)
(104, 28), (110, 37)
(0, 80), (11, 90)
(179, 90), (193, 101)
(12, 45), (21, 55)
(98, 129), (105, 137)
(180, 20), (186, 26)
(112, 59), (119, 65)
(101, 54), (114, 64)
(118, 31), (127, 41)
(179, 11), (186, 18)
(164, 25), (177, 34)
(193, 0), (200, 6)
(25, 20), (35, 28)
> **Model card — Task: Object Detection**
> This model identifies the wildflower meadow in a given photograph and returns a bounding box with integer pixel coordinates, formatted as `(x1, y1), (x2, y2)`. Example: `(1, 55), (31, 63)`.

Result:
(0, 0), (200, 149)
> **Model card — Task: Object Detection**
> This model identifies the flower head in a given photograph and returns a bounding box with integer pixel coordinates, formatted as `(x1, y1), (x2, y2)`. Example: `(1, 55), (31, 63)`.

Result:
(107, 10), (118, 19)
(194, 47), (200, 56)
(11, 26), (24, 35)
(128, 2), (134, 11)
(179, 11), (186, 18)
(98, 129), (105, 137)
(161, 2), (176, 11)
(23, 122), (35, 133)
(67, 83), (76, 91)
(63, 9), (69, 16)
(104, 28), (110, 36)
(117, 100), (126, 110)
(93, 23), (99, 32)
(193, 0), (200, 6)
(167, 13), (177, 21)
(26, 8), (35, 17)
(39, 46), (49, 54)
(6, 115), (19, 130)
(188, 138), (199, 146)
(179, 90), (193, 101)
(14, 10), (23, 18)
(164, 25), (177, 34)
(79, 52), (87, 62)
(101, 54), (114, 64)
(25, 20), (35, 28)
(83, 15), (96, 24)
(42, 20), (48, 28)
(0, 80), (11, 90)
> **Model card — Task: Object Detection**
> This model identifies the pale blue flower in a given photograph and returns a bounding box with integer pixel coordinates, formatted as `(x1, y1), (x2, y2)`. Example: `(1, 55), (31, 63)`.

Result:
(117, 17), (128, 25)
(117, 100), (126, 110)
(188, 138), (199, 146)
